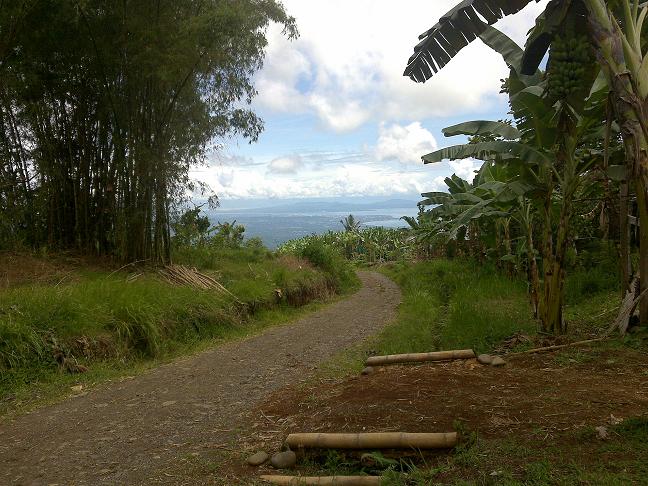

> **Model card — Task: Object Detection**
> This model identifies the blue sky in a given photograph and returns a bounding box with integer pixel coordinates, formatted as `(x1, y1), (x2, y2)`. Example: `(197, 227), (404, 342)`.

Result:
(191, 0), (549, 201)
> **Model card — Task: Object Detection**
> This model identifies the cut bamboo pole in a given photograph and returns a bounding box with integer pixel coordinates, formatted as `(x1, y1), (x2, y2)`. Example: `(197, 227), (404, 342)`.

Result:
(260, 476), (381, 485)
(506, 338), (608, 357)
(365, 349), (475, 366)
(286, 432), (457, 450)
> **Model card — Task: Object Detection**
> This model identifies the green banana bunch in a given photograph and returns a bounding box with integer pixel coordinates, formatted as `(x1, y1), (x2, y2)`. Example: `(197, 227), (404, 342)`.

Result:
(547, 34), (592, 100)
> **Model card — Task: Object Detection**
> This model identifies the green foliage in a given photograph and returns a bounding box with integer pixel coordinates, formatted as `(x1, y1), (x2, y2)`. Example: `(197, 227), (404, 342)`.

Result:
(171, 207), (212, 247)
(0, 0), (296, 261)
(378, 260), (535, 355)
(0, 248), (334, 402)
(340, 214), (361, 232)
(296, 240), (359, 293)
(279, 227), (417, 263)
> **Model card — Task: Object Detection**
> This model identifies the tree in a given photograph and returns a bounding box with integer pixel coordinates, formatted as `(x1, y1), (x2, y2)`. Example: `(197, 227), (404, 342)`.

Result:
(340, 214), (361, 232)
(0, 0), (296, 263)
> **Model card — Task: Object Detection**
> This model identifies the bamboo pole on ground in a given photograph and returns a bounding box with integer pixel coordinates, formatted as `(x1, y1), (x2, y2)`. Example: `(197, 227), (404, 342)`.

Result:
(365, 349), (475, 366)
(260, 476), (381, 485)
(286, 432), (457, 450)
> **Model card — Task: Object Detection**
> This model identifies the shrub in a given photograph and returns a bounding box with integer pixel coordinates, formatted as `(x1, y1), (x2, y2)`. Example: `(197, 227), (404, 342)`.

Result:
(298, 240), (359, 293)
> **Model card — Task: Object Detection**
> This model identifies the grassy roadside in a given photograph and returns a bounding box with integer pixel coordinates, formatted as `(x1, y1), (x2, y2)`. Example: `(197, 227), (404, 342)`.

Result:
(263, 258), (648, 485)
(0, 244), (359, 417)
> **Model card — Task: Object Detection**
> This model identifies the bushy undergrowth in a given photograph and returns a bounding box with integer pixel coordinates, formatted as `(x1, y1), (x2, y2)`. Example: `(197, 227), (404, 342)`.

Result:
(379, 260), (535, 354)
(296, 240), (359, 292)
(279, 227), (416, 264)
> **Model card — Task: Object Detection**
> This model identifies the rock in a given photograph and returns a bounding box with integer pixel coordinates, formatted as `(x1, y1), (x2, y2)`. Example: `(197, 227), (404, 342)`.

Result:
(360, 453), (376, 467)
(270, 450), (297, 469)
(477, 354), (493, 365)
(70, 385), (83, 392)
(361, 366), (375, 375)
(247, 451), (269, 466)
(490, 356), (506, 367)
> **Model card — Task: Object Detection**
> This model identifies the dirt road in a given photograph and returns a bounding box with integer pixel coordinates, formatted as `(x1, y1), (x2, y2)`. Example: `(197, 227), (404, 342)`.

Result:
(0, 271), (400, 485)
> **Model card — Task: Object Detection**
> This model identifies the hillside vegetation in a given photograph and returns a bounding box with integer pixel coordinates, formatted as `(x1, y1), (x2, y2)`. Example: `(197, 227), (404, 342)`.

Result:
(0, 241), (358, 415)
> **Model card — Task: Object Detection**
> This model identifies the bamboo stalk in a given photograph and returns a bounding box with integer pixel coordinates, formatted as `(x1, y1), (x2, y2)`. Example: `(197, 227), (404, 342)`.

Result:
(506, 338), (608, 357)
(365, 349), (475, 366)
(286, 432), (457, 450)
(260, 476), (381, 485)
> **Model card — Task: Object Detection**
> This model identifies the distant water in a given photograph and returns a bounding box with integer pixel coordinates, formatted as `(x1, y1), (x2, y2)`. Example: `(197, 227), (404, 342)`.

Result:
(206, 207), (419, 249)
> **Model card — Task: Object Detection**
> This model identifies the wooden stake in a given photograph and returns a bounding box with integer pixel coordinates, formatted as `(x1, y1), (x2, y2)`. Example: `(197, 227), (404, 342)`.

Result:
(286, 432), (457, 450)
(365, 349), (475, 366)
(506, 338), (608, 357)
(260, 476), (381, 485)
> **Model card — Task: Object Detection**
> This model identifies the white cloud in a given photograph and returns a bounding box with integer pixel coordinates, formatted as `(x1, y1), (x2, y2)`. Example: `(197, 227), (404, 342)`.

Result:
(256, 0), (550, 131)
(191, 148), (462, 200)
(268, 155), (303, 174)
(449, 159), (482, 183)
(375, 122), (437, 165)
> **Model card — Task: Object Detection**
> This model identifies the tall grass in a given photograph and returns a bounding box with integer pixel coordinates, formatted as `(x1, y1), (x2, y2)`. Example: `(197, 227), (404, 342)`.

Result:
(0, 247), (341, 401)
(378, 259), (535, 355)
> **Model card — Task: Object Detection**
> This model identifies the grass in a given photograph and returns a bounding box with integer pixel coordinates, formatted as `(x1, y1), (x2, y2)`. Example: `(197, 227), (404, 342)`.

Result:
(377, 259), (536, 356)
(305, 256), (641, 485)
(0, 246), (359, 416)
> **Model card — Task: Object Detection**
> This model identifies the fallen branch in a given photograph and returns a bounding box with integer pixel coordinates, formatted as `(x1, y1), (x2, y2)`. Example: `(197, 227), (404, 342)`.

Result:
(506, 338), (608, 357)
(286, 432), (457, 450)
(260, 476), (382, 485)
(365, 349), (475, 366)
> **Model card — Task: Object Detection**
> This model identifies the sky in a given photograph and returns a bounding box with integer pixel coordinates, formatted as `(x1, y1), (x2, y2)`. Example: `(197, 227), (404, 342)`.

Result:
(191, 0), (549, 201)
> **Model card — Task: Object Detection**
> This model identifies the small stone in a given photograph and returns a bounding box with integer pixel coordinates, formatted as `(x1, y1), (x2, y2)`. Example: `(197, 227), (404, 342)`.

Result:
(490, 356), (506, 367)
(361, 366), (375, 375)
(70, 385), (83, 393)
(247, 451), (270, 466)
(477, 354), (493, 365)
(360, 453), (376, 467)
(270, 450), (297, 469)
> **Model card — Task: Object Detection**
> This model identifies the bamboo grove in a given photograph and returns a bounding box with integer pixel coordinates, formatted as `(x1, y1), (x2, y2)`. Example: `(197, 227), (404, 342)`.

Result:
(0, 0), (295, 262)
(405, 0), (648, 333)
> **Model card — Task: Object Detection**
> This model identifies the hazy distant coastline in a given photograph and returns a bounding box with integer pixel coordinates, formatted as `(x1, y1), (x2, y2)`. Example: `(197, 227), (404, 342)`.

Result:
(206, 197), (419, 248)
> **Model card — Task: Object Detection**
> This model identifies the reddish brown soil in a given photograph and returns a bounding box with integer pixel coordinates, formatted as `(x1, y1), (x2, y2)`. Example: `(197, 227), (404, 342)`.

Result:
(222, 346), (648, 483)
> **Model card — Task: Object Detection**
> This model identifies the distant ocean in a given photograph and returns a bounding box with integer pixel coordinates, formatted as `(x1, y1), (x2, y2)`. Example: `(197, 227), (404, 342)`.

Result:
(205, 198), (420, 249)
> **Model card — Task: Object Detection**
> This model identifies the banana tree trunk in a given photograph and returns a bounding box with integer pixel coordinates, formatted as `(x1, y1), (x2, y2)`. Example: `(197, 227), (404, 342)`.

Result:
(619, 181), (632, 295)
(526, 228), (540, 319)
(638, 175), (648, 324)
(540, 192), (570, 334)
(584, 0), (648, 324)
(503, 218), (513, 277)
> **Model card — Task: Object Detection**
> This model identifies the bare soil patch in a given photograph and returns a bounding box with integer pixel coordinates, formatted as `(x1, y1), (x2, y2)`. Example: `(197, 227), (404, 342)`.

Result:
(229, 345), (648, 483)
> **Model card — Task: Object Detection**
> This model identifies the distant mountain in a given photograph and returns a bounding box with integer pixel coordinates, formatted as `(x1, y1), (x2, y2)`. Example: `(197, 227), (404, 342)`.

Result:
(224, 198), (419, 214)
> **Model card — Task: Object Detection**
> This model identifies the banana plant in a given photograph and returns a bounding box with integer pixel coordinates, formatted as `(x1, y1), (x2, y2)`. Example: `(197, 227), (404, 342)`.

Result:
(418, 25), (606, 333)
(403, 0), (648, 324)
